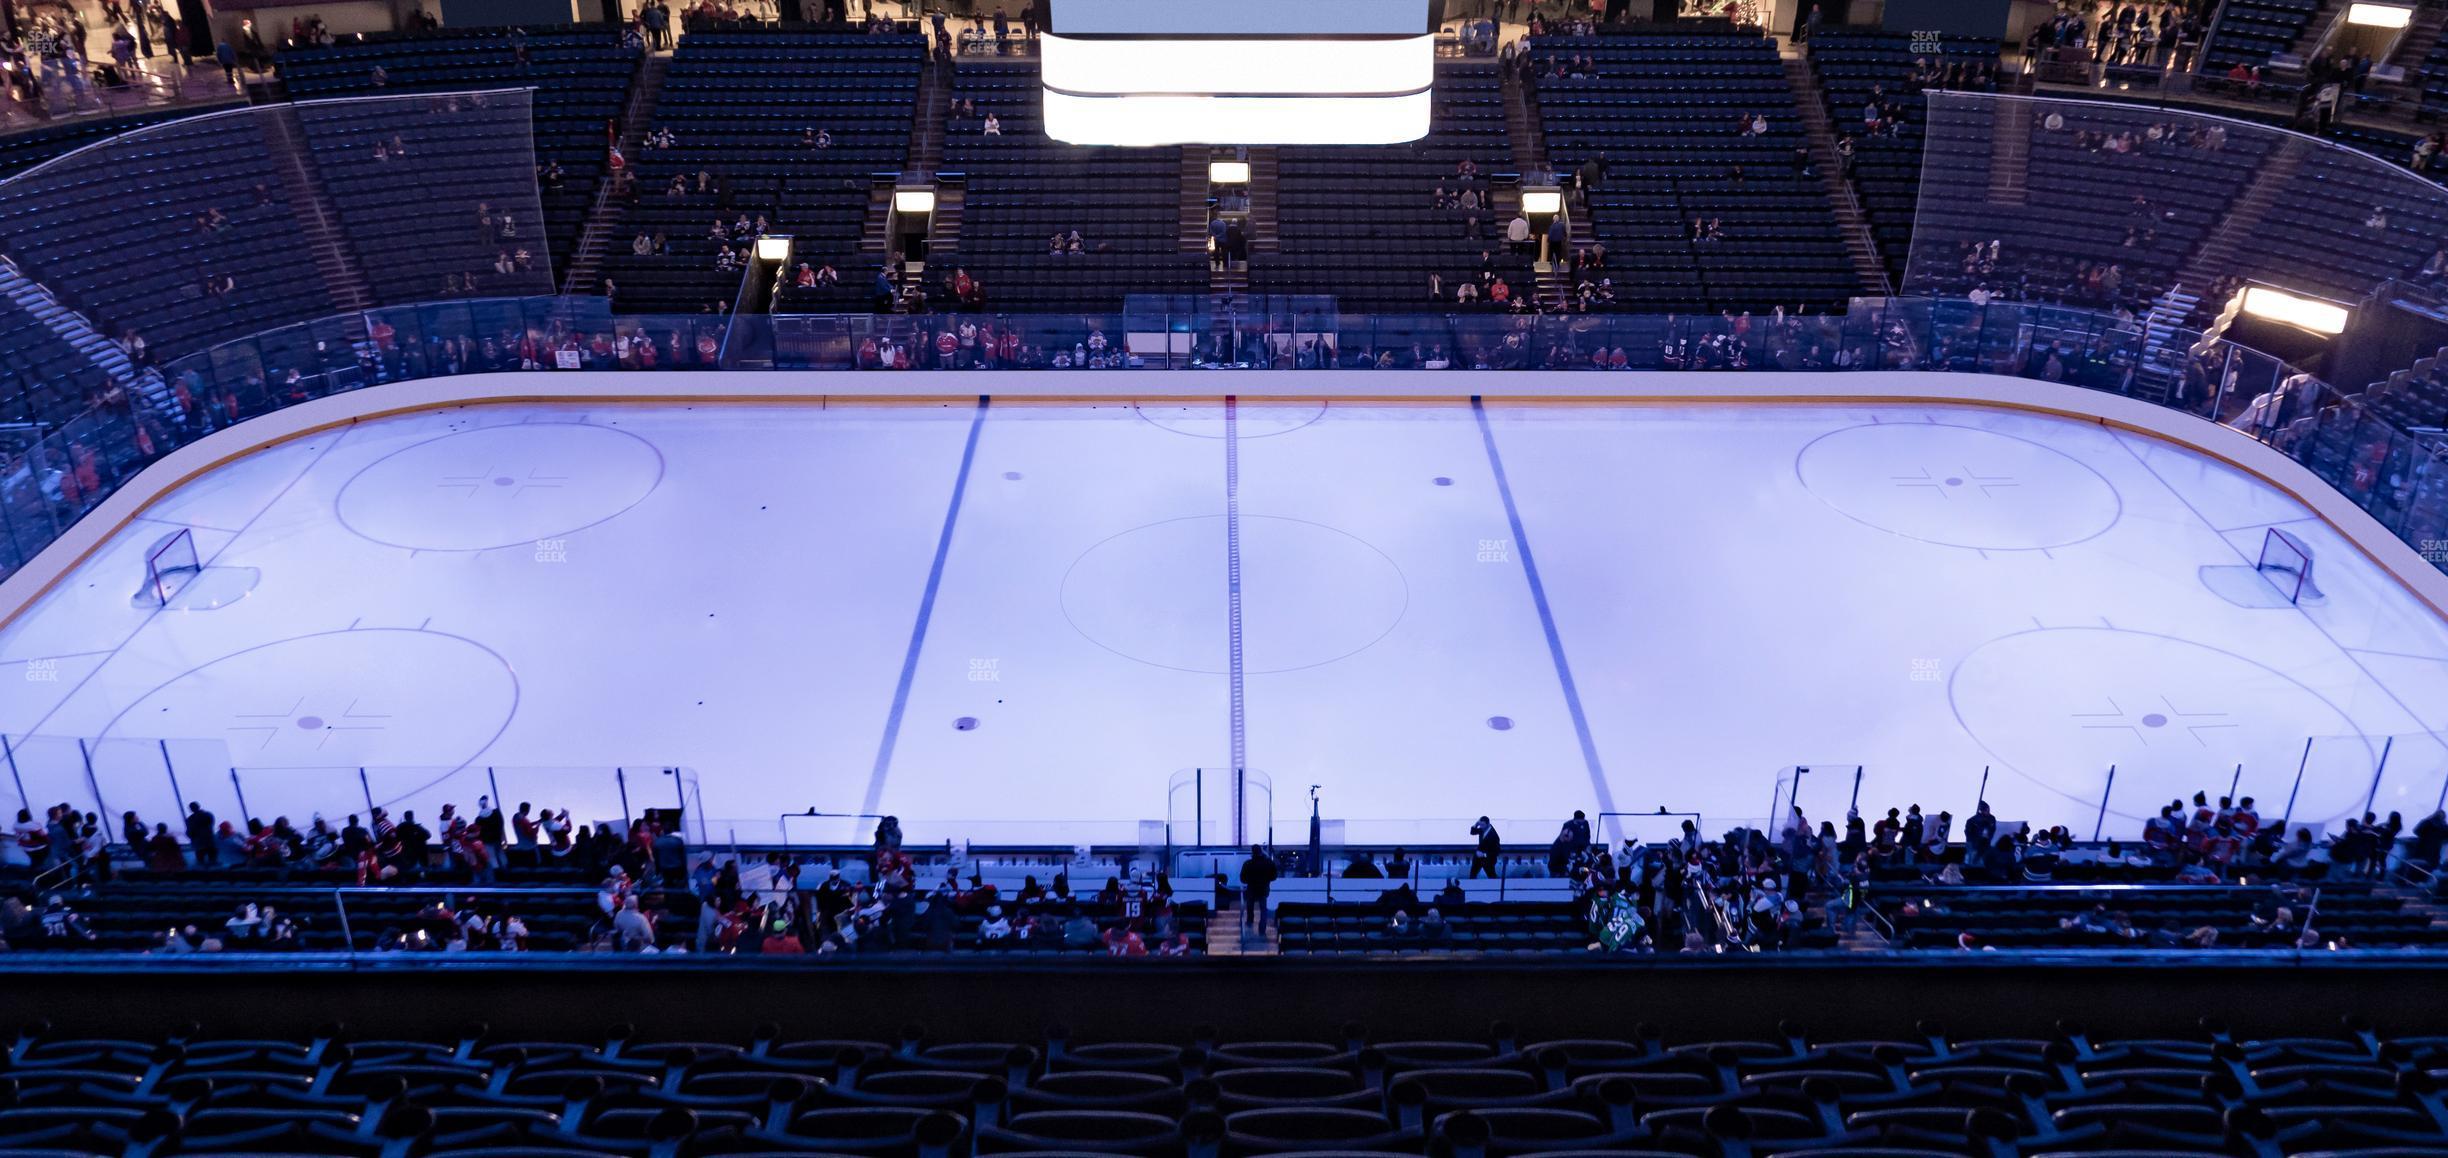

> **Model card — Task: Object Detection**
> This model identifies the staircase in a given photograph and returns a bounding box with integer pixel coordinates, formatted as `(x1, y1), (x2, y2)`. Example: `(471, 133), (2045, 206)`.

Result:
(924, 184), (965, 258)
(259, 107), (373, 314)
(1805, 892), (1892, 952)
(861, 183), (898, 256)
(1181, 148), (1212, 253)
(1501, 63), (1551, 177)
(908, 58), (953, 179)
(1532, 242), (1571, 310)
(2171, 136), (2310, 303)
(1521, 181), (1597, 309)
(563, 52), (669, 295)
(2285, 0), (2351, 63)
(1986, 97), (2032, 206)
(2369, 2), (2448, 109)
(1203, 903), (1278, 957)
(2389, 2), (2448, 74)
(2132, 283), (2203, 402)
(1498, 67), (1594, 309)
(2378, 880), (2448, 935)
(1783, 52), (1893, 296)
(1245, 147), (1279, 255)
(0, 256), (176, 418)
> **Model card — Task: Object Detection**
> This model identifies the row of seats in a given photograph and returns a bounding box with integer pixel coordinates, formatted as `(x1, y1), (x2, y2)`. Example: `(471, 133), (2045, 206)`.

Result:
(1531, 24), (1864, 313)
(0, 278), (113, 432)
(1251, 63), (1533, 312)
(1276, 900), (1590, 955)
(1805, 27), (1998, 285)
(1908, 94), (2276, 311)
(938, 58), (1207, 314)
(25, 882), (622, 953)
(2201, 0), (2323, 77)
(1879, 881), (2448, 951)
(277, 27), (641, 278)
(6, 1016), (2448, 1155)
(0, 107), (222, 183)
(604, 31), (922, 314)
(2198, 142), (2448, 305)
(0, 111), (344, 361)
(292, 95), (561, 305)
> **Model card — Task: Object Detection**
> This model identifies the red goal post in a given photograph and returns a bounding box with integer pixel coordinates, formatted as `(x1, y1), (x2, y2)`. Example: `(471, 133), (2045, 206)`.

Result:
(2256, 527), (2315, 605)
(138, 528), (201, 607)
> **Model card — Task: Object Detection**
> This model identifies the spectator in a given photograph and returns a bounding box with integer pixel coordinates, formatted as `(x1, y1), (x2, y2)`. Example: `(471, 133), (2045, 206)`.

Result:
(184, 802), (216, 865)
(40, 896), (96, 945)
(1061, 907), (1100, 949)
(1468, 816), (1503, 878)
(1239, 844), (1278, 933)
(978, 905), (1012, 945)
(1548, 810), (1593, 875)
(611, 895), (656, 952)
(1102, 921), (1148, 956)
(142, 824), (184, 873)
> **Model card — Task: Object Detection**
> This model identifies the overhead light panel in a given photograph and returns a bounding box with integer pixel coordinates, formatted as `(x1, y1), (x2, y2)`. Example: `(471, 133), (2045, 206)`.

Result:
(1046, 91), (1428, 146)
(1040, 0), (1432, 146)
(2346, 3), (2412, 28)
(2240, 285), (2350, 335)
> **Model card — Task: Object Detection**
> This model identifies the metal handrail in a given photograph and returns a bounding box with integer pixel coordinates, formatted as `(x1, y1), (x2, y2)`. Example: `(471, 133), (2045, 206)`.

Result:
(29, 857), (76, 896)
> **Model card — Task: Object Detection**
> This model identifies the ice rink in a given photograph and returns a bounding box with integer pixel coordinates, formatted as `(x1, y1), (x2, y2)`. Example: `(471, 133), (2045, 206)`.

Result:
(3, 395), (2445, 850)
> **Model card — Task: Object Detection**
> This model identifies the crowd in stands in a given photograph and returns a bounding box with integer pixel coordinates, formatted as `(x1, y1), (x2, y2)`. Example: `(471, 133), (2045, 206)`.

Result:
(1, 797), (677, 885)
(4, 766), (2448, 959)
(1232, 789), (2448, 957)
(0, 800), (1203, 958)
(2025, 1), (2211, 76)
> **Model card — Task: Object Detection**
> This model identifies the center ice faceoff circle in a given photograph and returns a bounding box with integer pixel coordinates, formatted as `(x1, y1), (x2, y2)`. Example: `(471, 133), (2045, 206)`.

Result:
(1132, 401), (1329, 439)
(1948, 626), (2373, 824)
(1795, 421), (2122, 551)
(335, 422), (665, 551)
(1061, 514), (1408, 674)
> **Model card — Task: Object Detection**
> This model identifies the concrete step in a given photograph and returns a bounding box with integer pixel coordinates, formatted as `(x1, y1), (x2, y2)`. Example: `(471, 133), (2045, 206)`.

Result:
(0, 254), (168, 415)
(1782, 53), (1891, 294)
(565, 52), (669, 295)
(1202, 906), (1278, 956)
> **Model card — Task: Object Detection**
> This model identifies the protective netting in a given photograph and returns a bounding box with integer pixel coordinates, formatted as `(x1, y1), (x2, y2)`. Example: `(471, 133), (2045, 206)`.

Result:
(0, 89), (551, 365)
(1906, 92), (2448, 317)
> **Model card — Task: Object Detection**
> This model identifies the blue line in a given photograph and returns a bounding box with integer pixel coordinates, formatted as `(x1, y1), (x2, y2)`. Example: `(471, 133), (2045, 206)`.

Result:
(862, 395), (990, 817)
(1471, 397), (1617, 831)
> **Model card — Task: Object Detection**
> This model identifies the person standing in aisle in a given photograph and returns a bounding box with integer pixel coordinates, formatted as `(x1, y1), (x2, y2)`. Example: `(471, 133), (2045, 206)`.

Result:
(1470, 816), (1503, 878)
(1239, 844), (1277, 934)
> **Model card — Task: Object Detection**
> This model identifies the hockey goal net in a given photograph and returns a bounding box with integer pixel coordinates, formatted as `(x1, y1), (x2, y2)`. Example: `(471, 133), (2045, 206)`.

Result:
(136, 528), (201, 607)
(2256, 527), (2318, 605)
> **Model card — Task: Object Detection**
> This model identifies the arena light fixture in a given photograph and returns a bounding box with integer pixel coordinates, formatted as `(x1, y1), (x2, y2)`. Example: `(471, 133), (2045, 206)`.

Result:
(754, 236), (792, 263)
(2346, 2), (2413, 28)
(1521, 190), (1564, 216)
(2240, 285), (2351, 335)
(1041, 35), (1432, 98)
(894, 188), (937, 215)
(1045, 90), (1429, 146)
(1040, 0), (1432, 145)
(1209, 161), (1251, 184)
